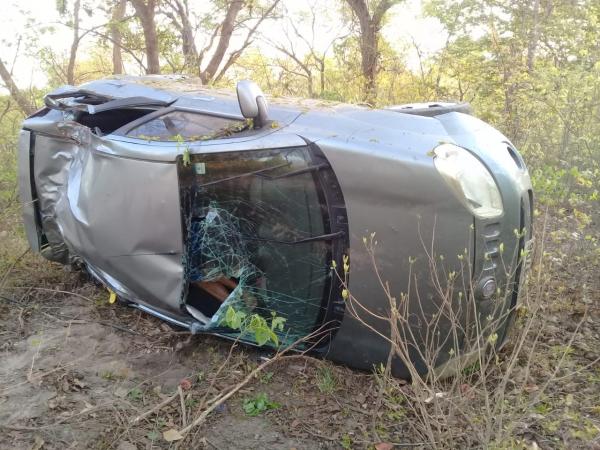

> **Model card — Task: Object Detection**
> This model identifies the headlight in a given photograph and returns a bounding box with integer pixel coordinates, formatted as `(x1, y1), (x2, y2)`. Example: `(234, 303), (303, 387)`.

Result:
(433, 143), (503, 218)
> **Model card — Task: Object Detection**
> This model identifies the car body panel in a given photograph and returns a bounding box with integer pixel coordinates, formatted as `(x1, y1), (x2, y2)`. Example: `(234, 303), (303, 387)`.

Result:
(17, 129), (41, 253)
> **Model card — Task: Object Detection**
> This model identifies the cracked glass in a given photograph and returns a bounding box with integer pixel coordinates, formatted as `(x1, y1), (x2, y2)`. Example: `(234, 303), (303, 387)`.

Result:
(179, 147), (332, 345)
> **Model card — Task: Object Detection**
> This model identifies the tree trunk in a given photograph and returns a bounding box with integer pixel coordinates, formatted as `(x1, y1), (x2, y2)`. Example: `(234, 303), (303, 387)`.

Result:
(360, 22), (378, 102)
(0, 59), (35, 116)
(130, 0), (161, 74)
(212, 0), (281, 84)
(526, 0), (540, 73)
(200, 0), (245, 84)
(345, 0), (397, 104)
(173, 0), (198, 70)
(318, 59), (325, 96)
(110, 0), (127, 74)
(66, 0), (81, 85)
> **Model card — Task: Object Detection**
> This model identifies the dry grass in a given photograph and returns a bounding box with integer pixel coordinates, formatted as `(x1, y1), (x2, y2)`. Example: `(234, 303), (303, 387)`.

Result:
(1, 189), (599, 449)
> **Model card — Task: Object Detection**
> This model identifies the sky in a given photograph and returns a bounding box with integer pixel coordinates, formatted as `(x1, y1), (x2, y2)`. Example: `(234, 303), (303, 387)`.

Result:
(0, 0), (447, 90)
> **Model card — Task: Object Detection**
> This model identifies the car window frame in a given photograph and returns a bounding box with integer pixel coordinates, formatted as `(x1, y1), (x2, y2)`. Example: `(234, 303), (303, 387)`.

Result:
(112, 106), (247, 141)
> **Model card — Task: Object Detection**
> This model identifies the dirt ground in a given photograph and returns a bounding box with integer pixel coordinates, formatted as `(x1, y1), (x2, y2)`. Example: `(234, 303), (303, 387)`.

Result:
(0, 206), (599, 449)
(0, 268), (384, 450)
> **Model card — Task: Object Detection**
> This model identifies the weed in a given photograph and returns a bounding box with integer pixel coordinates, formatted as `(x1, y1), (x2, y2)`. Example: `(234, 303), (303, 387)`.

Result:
(316, 366), (337, 394)
(185, 397), (199, 408)
(328, 212), (596, 448)
(260, 371), (274, 384)
(146, 430), (160, 441)
(127, 387), (143, 402)
(340, 434), (352, 449)
(100, 371), (115, 381)
(221, 306), (286, 347)
(242, 392), (280, 416)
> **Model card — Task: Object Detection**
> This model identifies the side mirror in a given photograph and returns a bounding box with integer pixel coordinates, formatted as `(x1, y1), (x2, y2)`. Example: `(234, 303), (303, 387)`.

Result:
(236, 80), (269, 129)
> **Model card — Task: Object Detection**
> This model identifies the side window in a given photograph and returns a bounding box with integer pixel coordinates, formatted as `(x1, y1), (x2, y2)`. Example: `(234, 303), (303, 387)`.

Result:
(179, 148), (332, 343)
(126, 110), (245, 141)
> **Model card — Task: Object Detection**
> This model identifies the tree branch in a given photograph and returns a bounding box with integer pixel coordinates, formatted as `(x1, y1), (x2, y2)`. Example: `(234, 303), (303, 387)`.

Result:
(0, 59), (35, 116)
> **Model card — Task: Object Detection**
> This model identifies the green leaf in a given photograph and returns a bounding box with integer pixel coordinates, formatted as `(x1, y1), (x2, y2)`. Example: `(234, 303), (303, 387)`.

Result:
(271, 316), (286, 332)
(255, 327), (271, 346)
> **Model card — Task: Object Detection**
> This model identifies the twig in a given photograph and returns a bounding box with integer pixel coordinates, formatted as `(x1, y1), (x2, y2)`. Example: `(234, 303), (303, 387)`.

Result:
(0, 248), (29, 291)
(180, 352), (309, 436)
(178, 385), (187, 427)
(180, 359), (277, 435)
(39, 310), (140, 335)
(27, 335), (43, 384)
(0, 295), (24, 305)
(5, 286), (96, 303)
(197, 341), (238, 412)
(204, 437), (221, 449)
(178, 331), (331, 439)
(0, 401), (116, 431)
(129, 392), (179, 424)
(2, 364), (78, 396)
(0, 295), (140, 335)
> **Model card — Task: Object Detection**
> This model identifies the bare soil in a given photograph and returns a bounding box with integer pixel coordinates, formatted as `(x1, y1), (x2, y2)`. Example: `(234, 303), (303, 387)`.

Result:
(0, 206), (599, 449)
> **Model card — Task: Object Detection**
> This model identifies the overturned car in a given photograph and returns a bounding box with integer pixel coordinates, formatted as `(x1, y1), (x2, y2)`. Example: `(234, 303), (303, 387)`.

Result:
(18, 76), (533, 377)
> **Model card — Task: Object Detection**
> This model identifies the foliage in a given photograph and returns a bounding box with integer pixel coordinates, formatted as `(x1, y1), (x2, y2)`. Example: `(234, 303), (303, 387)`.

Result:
(3, 0), (599, 204)
(316, 366), (337, 394)
(221, 306), (286, 347)
(242, 392), (280, 416)
(0, 99), (23, 205)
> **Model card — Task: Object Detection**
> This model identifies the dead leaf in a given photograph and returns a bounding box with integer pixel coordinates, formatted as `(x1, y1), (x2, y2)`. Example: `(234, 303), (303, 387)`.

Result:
(375, 443), (394, 450)
(80, 401), (94, 414)
(163, 428), (184, 442)
(460, 383), (475, 399)
(424, 392), (447, 403)
(565, 393), (574, 406)
(26, 371), (42, 387)
(114, 387), (129, 398)
(30, 435), (44, 450)
(116, 442), (137, 450)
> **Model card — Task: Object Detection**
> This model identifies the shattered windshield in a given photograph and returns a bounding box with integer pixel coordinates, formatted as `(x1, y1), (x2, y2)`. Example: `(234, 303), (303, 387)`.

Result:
(126, 110), (247, 141)
(179, 147), (333, 346)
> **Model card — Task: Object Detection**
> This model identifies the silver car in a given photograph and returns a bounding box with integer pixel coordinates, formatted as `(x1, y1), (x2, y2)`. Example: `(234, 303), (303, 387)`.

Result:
(18, 76), (533, 377)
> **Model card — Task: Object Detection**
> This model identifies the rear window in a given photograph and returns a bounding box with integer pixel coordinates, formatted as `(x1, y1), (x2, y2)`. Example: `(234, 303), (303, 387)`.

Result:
(126, 111), (246, 141)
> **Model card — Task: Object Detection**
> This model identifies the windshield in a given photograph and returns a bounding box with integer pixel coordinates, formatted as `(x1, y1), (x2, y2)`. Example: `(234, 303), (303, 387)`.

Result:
(126, 111), (248, 141)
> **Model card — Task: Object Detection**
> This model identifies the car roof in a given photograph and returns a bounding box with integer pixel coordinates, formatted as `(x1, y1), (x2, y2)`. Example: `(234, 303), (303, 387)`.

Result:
(75, 74), (363, 118)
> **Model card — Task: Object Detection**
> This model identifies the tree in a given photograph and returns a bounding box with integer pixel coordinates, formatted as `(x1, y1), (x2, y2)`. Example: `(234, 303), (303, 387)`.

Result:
(127, 0), (281, 82)
(0, 59), (35, 116)
(109, 0), (127, 74)
(200, 0), (245, 83)
(344, 0), (402, 103)
(53, 0), (86, 84)
(208, 0), (282, 84)
(268, 1), (350, 98)
(161, 0), (198, 70)
(129, 0), (161, 74)
(66, 0), (82, 84)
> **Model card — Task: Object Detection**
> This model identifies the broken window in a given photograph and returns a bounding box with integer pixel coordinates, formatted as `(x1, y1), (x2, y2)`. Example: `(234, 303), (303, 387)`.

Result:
(178, 146), (343, 346)
(126, 111), (246, 141)
(76, 109), (156, 135)
(43, 91), (172, 135)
